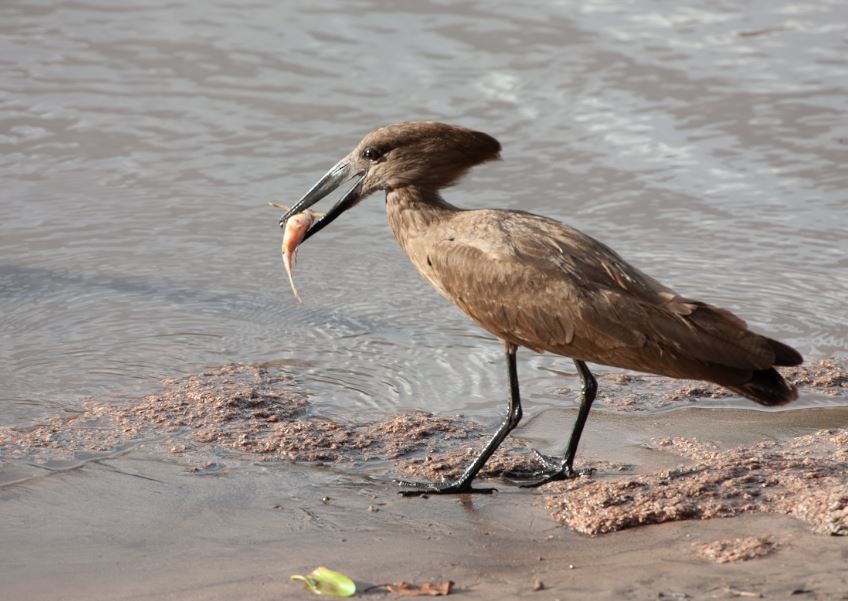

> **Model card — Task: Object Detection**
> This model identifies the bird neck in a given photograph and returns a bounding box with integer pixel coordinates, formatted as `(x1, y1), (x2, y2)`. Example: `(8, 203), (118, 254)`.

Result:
(386, 186), (457, 228)
(385, 186), (459, 253)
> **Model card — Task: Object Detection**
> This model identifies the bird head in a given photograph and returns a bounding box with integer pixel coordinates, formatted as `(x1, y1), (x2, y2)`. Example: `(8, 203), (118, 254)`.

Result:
(279, 121), (501, 241)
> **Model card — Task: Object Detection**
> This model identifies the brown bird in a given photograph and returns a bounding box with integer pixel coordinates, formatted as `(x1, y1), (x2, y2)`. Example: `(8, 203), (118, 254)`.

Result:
(280, 121), (803, 495)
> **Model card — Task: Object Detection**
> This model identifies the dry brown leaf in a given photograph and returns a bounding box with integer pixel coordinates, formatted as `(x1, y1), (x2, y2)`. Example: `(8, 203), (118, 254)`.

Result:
(384, 580), (454, 596)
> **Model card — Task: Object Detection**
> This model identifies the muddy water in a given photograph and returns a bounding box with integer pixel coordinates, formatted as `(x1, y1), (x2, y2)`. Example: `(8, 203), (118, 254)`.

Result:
(2, 0), (847, 429)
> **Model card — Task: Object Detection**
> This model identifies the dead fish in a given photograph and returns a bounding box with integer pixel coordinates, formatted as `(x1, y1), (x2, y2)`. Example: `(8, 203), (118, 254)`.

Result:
(280, 208), (318, 303)
(271, 203), (326, 302)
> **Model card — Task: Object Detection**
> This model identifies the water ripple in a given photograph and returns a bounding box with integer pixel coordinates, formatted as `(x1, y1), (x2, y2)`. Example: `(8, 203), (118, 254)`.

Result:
(1, 0), (846, 426)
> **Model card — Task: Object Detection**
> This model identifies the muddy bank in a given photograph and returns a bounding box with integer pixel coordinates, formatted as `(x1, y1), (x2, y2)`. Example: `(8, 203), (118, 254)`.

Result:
(5, 452), (847, 601)
(2, 360), (847, 538)
(0, 365), (484, 467)
(3, 360), (848, 601)
(695, 537), (780, 564)
(542, 429), (847, 536)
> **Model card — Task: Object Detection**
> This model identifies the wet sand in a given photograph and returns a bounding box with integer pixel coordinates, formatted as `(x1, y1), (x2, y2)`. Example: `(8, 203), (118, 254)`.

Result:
(4, 456), (847, 601)
(2, 361), (847, 599)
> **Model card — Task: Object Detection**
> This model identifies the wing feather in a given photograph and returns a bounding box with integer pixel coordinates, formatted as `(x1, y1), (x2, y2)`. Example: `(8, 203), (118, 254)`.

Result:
(417, 209), (779, 380)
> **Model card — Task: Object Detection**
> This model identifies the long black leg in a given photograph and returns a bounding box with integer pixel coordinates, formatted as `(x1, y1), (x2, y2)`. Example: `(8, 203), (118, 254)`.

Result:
(562, 359), (597, 472)
(520, 359), (597, 487)
(397, 342), (523, 495)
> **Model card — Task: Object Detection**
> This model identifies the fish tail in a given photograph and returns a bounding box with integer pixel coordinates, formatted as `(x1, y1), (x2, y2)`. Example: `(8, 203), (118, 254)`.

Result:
(283, 251), (303, 303)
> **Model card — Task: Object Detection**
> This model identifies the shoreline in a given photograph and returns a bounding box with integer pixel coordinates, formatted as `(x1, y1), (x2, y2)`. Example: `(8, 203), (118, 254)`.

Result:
(2, 360), (847, 599)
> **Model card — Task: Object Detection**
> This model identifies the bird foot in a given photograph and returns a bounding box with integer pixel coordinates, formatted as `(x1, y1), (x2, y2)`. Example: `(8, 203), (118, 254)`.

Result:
(503, 450), (594, 488)
(530, 449), (566, 472)
(394, 478), (496, 496)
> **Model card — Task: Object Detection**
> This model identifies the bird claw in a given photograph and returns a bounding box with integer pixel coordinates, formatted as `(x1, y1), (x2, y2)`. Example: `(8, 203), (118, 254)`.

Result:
(531, 449), (565, 472)
(519, 464), (595, 488)
(501, 449), (595, 488)
(393, 478), (497, 496)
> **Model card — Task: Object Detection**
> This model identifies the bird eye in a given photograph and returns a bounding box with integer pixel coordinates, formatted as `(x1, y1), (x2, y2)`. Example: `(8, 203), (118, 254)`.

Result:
(362, 146), (382, 161)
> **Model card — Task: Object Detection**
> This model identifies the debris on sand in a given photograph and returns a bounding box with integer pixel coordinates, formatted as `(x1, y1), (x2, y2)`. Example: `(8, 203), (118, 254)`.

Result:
(786, 358), (848, 395)
(0, 364), (311, 463)
(290, 566), (356, 597)
(362, 411), (480, 460)
(367, 580), (454, 597)
(395, 445), (624, 483)
(110, 363), (309, 441)
(0, 365), (496, 467)
(542, 429), (848, 536)
(695, 537), (780, 563)
(650, 437), (721, 462)
(393, 439), (537, 482)
(392, 580), (454, 596)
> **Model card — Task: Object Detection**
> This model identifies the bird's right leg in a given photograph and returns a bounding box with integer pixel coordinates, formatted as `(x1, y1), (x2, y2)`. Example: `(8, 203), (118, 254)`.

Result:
(395, 342), (523, 496)
(515, 360), (597, 487)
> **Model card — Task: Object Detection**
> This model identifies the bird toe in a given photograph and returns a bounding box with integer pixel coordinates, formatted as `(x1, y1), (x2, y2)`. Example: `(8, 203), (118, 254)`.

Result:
(394, 478), (496, 496)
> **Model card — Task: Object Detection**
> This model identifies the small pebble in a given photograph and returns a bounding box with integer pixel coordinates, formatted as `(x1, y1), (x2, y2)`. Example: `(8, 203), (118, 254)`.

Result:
(532, 579), (545, 591)
(368, 505), (379, 512)
(322, 496), (331, 504)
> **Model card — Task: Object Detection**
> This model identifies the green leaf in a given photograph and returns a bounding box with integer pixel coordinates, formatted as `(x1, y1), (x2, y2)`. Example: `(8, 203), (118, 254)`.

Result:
(290, 566), (356, 597)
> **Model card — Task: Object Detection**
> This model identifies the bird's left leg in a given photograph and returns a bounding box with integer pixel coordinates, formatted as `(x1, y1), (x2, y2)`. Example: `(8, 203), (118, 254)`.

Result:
(519, 359), (597, 487)
(396, 342), (523, 496)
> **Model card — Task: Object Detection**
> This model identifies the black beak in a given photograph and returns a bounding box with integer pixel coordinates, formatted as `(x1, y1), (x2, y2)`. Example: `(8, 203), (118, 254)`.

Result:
(279, 159), (365, 243)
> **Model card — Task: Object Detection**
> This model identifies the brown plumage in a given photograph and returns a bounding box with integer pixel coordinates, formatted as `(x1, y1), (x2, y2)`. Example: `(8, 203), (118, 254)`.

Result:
(280, 121), (803, 494)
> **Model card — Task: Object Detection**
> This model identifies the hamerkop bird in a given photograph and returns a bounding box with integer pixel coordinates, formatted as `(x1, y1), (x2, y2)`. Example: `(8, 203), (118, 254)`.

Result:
(280, 121), (803, 495)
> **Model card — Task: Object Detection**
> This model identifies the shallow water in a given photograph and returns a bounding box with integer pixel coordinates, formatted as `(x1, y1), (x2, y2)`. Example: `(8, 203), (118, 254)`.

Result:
(2, 0), (847, 428)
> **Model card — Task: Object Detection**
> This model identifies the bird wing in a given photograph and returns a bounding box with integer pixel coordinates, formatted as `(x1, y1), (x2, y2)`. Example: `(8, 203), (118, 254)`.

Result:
(425, 209), (777, 379)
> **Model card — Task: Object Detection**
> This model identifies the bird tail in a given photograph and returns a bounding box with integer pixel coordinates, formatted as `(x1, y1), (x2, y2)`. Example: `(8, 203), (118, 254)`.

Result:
(725, 336), (803, 406)
(726, 367), (798, 406)
(768, 337), (804, 367)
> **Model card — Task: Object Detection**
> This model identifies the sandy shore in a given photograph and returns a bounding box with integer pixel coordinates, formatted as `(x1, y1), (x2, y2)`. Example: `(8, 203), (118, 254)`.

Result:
(2, 361), (847, 599)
